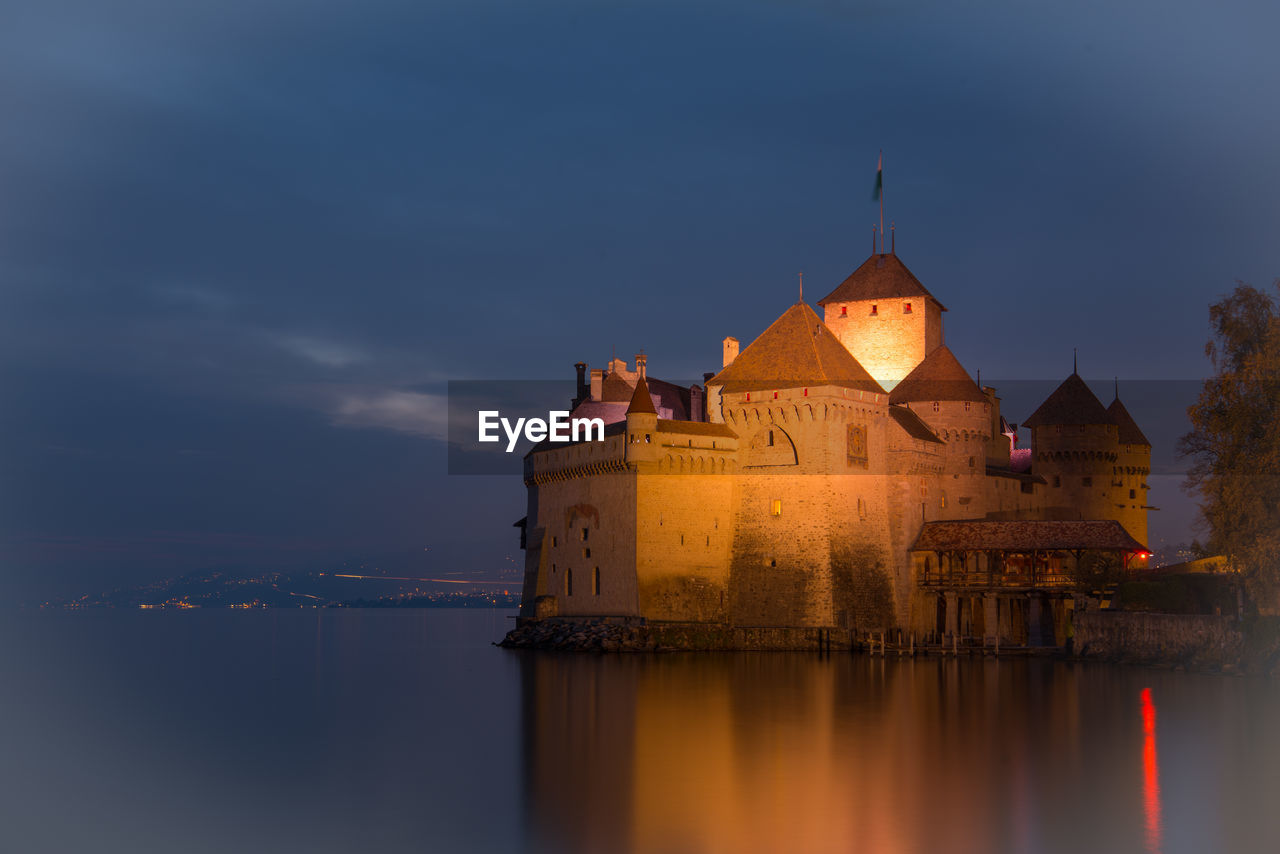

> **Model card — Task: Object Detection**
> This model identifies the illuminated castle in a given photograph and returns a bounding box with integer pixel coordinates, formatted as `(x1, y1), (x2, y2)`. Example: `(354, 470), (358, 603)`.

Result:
(516, 248), (1151, 645)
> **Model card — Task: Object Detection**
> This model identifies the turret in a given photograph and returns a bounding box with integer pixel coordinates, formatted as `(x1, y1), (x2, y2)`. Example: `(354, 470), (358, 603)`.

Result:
(624, 374), (659, 465)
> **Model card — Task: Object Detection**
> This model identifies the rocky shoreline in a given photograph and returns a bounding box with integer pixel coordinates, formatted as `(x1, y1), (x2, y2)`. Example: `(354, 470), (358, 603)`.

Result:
(499, 619), (662, 652)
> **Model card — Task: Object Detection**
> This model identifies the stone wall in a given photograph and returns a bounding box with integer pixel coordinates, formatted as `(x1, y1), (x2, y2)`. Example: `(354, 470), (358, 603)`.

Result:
(1075, 611), (1244, 668)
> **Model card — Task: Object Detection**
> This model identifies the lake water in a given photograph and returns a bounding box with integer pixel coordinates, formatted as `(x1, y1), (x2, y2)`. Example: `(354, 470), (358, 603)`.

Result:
(1, 609), (1277, 853)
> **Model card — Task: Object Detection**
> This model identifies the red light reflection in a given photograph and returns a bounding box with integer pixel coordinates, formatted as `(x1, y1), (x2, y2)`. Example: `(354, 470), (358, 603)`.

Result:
(1141, 688), (1162, 853)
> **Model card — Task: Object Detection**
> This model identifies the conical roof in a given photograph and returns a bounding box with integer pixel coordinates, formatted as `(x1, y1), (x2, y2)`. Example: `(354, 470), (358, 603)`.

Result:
(1023, 374), (1112, 427)
(709, 302), (885, 395)
(626, 374), (657, 415)
(817, 253), (945, 310)
(888, 346), (987, 404)
(1107, 397), (1150, 446)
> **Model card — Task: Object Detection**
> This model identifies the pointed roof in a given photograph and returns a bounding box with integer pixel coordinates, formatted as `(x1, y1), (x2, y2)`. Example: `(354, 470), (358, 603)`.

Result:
(817, 253), (946, 310)
(888, 345), (987, 404)
(1023, 373), (1113, 427)
(708, 302), (885, 394)
(626, 374), (657, 415)
(1107, 397), (1151, 446)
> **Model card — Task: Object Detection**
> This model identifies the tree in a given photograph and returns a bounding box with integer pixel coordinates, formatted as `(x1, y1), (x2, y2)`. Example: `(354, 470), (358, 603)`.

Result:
(1178, 280), (1280, 613)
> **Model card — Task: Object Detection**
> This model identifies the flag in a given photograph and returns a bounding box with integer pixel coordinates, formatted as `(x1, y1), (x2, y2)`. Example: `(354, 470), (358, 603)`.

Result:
(872, 152), (883, 202)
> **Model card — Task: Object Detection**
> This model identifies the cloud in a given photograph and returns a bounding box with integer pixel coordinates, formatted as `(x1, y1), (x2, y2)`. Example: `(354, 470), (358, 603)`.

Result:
(277, 335), (369, 368)
(329, 389), (449, 439)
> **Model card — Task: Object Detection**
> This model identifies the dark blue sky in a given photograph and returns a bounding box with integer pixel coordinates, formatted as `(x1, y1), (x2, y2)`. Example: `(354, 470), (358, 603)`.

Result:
(2, 0), (1277, 602)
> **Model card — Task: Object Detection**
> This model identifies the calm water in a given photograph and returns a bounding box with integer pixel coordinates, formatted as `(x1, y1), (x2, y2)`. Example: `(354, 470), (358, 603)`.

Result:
(1, 610), (1277, 854)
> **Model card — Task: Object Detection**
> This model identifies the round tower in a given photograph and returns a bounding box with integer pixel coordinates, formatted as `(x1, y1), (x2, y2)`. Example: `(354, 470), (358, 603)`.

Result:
(1024, 373), (1121, 526)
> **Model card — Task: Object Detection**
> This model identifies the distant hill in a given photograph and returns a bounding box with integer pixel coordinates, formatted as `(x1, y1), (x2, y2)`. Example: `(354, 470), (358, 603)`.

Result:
(49, 568), (520, 609)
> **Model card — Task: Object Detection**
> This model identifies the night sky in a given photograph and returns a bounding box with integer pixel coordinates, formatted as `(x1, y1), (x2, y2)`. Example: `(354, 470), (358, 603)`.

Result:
(2, 0), (1277, 603)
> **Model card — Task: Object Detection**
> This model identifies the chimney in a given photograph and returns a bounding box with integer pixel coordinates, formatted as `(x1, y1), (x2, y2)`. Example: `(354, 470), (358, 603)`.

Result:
(722, 337), (739, 368)
(573, 362), (588, 406)
(590, 369), (603, 401)
(690, 384), (704, 422)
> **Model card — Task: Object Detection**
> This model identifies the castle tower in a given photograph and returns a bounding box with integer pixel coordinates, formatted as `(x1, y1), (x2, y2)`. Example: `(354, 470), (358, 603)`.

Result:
(1023, 373), (1124, 531)
(707, 302), (902, 630)
(1106, 392), (1151, 548)
(888, 345), (992, 513)
(817, 252), (946, 387)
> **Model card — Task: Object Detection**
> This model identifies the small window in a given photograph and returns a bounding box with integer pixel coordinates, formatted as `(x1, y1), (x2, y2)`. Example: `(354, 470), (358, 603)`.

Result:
(870, 304), (878, 316)
(903, 302), (912, 314)
(767, 430), (774, 447)
(840, 306), (848, 317)
(580, 527), (589, 542)
(705, 535), (710, 546)
(1082, 476), (1093, 487)
(679, 534), (684, 546)
(1053, 476), (1061, 487)
(565, 569), (573, 596)
(582, 547), (590, 559)
(964, 401), (971, 411)
(968, 456), (976, 468)
(593, 567), (600, 596)
(552, 536), (558, 547)
(770, 499), (782, 516)
(932, 401), (940, 413)
(1129, 488), (1136, 499)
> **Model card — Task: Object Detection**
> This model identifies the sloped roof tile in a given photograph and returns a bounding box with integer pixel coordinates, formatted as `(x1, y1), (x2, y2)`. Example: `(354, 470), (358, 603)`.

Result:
(817, 253), (945, 309)
(708, 302), (885, 395)
(1023, 374), (1113, 427)
(888, 345), (987, 404)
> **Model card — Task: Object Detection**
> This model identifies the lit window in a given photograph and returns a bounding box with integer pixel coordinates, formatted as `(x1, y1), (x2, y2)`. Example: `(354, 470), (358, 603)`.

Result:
(840, 306), (848, 317)
(770, 499), (782, 516)
(904, 303), (912, 314)
(870, 304), (878, 315)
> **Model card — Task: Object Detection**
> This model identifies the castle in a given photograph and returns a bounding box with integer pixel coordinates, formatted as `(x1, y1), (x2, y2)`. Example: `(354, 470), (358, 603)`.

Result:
(515, 248), (1152, 646)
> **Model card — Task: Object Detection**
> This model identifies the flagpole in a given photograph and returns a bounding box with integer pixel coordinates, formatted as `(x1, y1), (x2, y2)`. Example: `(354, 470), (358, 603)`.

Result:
(879, 150), (884, 254)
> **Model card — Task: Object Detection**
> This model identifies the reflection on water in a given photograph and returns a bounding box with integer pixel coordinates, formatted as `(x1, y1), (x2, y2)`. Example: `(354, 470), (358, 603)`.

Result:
(1, 611), (1277, 854)
(518, 653), (1279, 854)
(1142, 687), (1162, 854)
